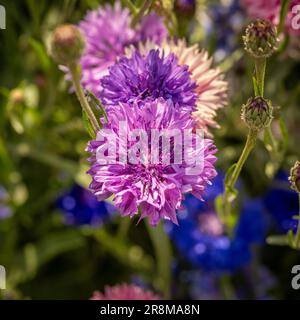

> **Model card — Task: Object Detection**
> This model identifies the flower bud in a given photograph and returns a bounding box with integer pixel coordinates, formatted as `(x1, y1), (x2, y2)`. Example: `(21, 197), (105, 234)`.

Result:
(243, 19), (279, 58)
(50, 24), (85, 66)
(241, 97), (273, 131)
(9, 88), (25, 105)
(289, 161), (300, 193)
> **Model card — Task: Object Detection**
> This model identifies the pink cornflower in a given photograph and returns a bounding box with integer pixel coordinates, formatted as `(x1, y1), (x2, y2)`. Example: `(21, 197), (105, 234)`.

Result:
(91, 284), (160, 300)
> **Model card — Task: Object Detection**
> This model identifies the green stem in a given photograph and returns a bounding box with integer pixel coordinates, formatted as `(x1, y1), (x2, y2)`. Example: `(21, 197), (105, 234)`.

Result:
(219, 275), (236, 300)
(264, 125), (278, 155)
(223, 129), (258, 219)
(145, 221), (172, 299)
(122, 0), (138, 15)
(69, 64), (100, 133)
(228, 130), (257, 187)
(255, 58), (266, 97)
(117, 217), (131, 239)
(131, 0), (153, 27)
(255, 53), (280, 164)
(278, 0), (292, 34)
(92, 228), (152, 272)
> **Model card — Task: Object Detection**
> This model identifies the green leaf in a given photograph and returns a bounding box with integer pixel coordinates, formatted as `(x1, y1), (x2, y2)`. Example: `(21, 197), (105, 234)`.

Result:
(279, 116), (289, 153)
(278, 0), (292, 34)
(36, 231), (85, 266)
(224, 163), (237, 186)
(8, 231), (86, 286)
(266, 235), (288, 246)
(9, 113), (24, 134)
(226, 186), (238, 203)
(161, 0), (174, 10)
(16, 144), (78, 174)
(263, 128), (273, 153)
(265, 161), (278, 179)
(85, 90), (108, 123)
(28, 38), (51, 73)
(82, 111), (96, 139)
(287, 229), (295, 248)
(214, 194), (224, 218)
(85, 228), (153, 272)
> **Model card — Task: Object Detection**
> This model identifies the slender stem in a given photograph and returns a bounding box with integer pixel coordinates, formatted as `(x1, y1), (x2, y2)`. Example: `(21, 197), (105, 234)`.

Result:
(145, 221), (172, 299)
(278, 0), (292, 34)
(223, 129), (258, 218)
(255, 57), (280, 164)
(117, 216), (131, 239)
(228, 129), (258, 189)
(255, 58), (266, 97)
(69, 64), (100, 133)
(122, 0), (138, 14)
(264, 125), (277, 154)
(131, 0), (153, 27)
(294, 193), (300, 248)
(92, 228), (152, 272)
(219, 275), (236, 300)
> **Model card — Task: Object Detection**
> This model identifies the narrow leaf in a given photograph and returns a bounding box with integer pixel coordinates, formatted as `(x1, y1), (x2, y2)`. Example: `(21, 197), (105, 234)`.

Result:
(278, 0), (291, 34)
(266, 235), (288, 246)
(82, 110), (96, 138)
(224, 163), (237, 186)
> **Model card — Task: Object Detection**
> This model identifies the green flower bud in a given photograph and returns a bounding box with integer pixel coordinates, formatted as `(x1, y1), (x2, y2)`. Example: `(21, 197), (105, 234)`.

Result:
(9, 88), (25, 105)
(289, 161), (300, 194)
(50, 24), (85, 66)
(243, 19), (279, 58)
(241, 97), (273, 131)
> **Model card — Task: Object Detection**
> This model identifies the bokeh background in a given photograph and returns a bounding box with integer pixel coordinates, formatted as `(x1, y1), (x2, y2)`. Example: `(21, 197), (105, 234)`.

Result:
(0, 0), (300, 300)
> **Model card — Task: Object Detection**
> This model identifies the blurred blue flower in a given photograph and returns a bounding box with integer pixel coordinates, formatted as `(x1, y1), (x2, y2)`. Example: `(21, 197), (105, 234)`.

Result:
(204, 0), (244, 61)
(0, 186), (12, 220)
(263, 171), (298, 233)
(181, 270), (222, 300)
(56, 184), (115, 226)
(167, 174), (268, 273)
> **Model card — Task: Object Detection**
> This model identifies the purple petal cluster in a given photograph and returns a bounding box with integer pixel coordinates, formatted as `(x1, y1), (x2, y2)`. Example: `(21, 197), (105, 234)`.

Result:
(75, 2), (167, 95)
(136, 12), (168, 44)
(101, 49), (197, 114)
(87, 98), (217, 225)
(83, 10), (218, 226)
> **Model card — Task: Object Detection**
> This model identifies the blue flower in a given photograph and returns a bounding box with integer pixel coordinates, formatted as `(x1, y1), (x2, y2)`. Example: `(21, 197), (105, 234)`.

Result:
(263, 171), (298, 233)
(56, 184), (115, 226)
(204, 0), (244, 61)
(167, 174), (267, 273)
(0, 186), (12, 220)
(181, 270), (221, 300)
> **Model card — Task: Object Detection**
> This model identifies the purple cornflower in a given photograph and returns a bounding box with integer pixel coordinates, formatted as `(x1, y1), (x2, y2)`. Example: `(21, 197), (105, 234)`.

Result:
(101, 49), (197, 114)
(136, 12), (168, 44)
(86, 98), (217, 226)
(63, 2), (167, 96)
